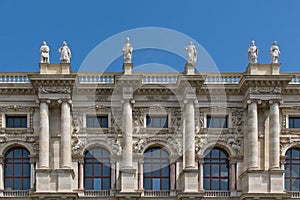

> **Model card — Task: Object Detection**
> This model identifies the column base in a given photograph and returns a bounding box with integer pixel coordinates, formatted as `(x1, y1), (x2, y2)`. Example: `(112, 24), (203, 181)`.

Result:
(120, 167), (136, 193)
(180, 168), (199, 193)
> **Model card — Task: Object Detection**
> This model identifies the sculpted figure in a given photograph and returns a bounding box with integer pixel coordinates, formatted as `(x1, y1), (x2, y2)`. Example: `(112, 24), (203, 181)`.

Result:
(270, 41), (280, 63)
(248, 40), (258, 64)
(185, 41), (197, 66)
(59, 41), (71, 63)
(122, 37), (133, 63)
(40, 41), (50, 63)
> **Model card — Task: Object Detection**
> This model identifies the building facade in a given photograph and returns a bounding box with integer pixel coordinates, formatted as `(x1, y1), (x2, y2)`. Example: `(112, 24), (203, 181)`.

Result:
(0, 61), (299, 200)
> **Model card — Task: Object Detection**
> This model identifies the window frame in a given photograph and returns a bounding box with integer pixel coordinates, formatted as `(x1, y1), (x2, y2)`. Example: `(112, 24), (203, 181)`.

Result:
(83, 112), (110, 129)
(84, 147), (111, 190)
(145, 114), (169, 129)
(4, 147), (30, 190)
(285, 148), (300, 191)
(4, 114), (28, 129)
(143, 147), (170, 191)
(203, 147), (229, 191)
(206, 115), (228, 129)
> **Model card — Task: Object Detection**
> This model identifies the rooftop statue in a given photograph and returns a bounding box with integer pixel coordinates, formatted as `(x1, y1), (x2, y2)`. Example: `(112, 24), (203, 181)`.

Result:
(122, 37), (133, 63)
(248, 40), (258, 64)
(59, 41), (71, 63)
(270, 41), (280, 63)
(185, 41), (197, 66)
(40, 41), (50, 63)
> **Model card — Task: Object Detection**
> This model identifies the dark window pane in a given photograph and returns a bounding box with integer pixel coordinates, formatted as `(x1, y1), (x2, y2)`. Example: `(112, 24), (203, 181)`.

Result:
(5, 164), (12, 176)
(292, 179), (299, 191)
(285, 148), (300, 191)
(85, 164), (92, 176)
(6, 116), (27, 128)
(5, 178), (12, 190)
(85, 178), (92, 190)
(94, 178), (101, 190)
(162, 166), (169, 176)
(207, 116), (227, 128)
(144, 178), (151, 190)
(94, 164), (101, 176)
(292, 165), (299, 177)
(14, 178), (22, 190)
(285, 179), (290, 191)
(14, 164), (22, 176)
(204, 148), (229, 190)
(162, 178), (169, 190)
(103, 178), (110, 190)
(103, 165), (110, 176)
(87, 115), (108, 128)
(23, 178), (30, 190)
(289, 117), (300, 128)
(146, 115), (168, 128)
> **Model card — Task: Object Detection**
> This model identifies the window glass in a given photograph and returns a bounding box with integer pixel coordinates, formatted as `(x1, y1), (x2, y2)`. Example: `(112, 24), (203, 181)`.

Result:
(207, 116), (227, 128)
(144, 148), (170, 190)
(146, 115), (168, 128)
(203, 148), (229, 190)
(86, 115), (108, 128)
(6, 116), (27, 128)
(285, 148), (300, 191)
(289, 117), (300, 128)
(5, 147), (30, 190)
(84, 147), (110, 190)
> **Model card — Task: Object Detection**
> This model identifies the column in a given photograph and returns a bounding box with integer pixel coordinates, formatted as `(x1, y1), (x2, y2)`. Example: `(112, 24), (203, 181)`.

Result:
(111, 161), (116, 190)
(39, 101), (49, 168)
(138, 161), (143, 191)
(229, 160), (236, 191)
(61, 100), (72, 168)
(170, 162), (176, 190)
(0, 157), (4, 191)
(184, 100), (195, 168)
(248, 101), (259, 169)
(269, 101), (280, 169)
(79, 161), (84, 190)
(122, 99), (133, 168)
(30, 161), (36, 190)
(198, 160), (204, 191)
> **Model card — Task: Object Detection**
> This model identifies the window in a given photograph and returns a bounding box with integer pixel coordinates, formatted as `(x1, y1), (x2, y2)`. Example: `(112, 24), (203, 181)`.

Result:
(84, 147), (110, 190)
(285, 148), (300, 191)
(289, 117), (300, 128)
(146, 115), (168, 128)
(6, 115), (27, 128)
(207, 116), (227, 128)
(5, 147), (30, 190)
(144, 148), (170, 190)
(203, 148), (229, 190)
(86, 115), (108, 128)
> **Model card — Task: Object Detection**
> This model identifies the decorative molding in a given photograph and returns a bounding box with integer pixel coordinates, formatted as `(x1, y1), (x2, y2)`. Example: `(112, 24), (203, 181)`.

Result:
(132, 108), (144, 134)
(167, 137), (182, 155)
(72, 134), (85, 156)
(38, 85), (71, 94)
(107, 137), (122, 155)
(170, 108), (182, 135)
(133, 138), (146, 153)
(250, 86), (281, 94)
(231, 108), (243, 135)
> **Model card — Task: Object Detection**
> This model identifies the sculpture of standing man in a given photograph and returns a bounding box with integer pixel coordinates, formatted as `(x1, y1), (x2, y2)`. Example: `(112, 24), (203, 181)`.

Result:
(248, 40), (258, 64)
(59, 41), (71, 63)
(270, 41), (280, 63)
(40, 41), (50, 63)
(122, 37), (133, 63)
(185, 41), (197, 66)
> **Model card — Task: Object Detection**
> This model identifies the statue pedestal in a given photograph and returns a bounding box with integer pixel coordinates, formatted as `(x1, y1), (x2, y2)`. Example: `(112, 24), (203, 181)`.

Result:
(120, 167), (136, 193)
(180, 168), (199, 193)
(185, 63), (195, 75)
(39, 63), (71, 75)
(123, 63), (133, 75)
(246, 63), (281, 75)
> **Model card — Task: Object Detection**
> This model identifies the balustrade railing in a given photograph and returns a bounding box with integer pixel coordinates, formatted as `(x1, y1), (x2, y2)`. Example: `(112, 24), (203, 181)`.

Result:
(144, 190), (170, 197)
(0, 73), (31, 83)
(290, 191), (300, 198)
(84, 190), (111, 197)
(78, 73), (115, 84)
(3, 190), (30, 197)
(204, 190), (230, 197)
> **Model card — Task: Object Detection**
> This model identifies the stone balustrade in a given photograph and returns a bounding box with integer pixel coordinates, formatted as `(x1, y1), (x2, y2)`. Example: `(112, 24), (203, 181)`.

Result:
(204, 190), (231, 197)
(143, 190), (171, 197)
(2, 72), (300, 85)
(84, 190), (111, 197)
(3, 190), (30, 197)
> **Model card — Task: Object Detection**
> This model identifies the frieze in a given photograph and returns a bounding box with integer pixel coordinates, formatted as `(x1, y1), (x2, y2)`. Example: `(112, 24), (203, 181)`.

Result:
(146, 96), (169, 101)
(250, 86), (281, 94)
(39, 85), (71, 94)
(0, 105), (34, 112)
(96, 95), (109, 102)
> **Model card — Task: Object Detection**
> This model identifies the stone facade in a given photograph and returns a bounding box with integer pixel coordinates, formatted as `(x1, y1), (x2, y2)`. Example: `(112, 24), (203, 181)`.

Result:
(0, 62), (299, 200)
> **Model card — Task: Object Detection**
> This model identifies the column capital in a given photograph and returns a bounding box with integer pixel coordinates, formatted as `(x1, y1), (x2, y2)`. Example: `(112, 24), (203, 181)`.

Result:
(269, 99), (282, 105)
(38, 99), (51, 104)
(58, 99), (72, 104)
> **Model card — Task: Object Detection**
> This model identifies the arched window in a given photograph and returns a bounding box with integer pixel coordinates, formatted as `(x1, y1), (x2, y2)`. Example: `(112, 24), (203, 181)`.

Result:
(203, 148), (229, 190)
(144, 147), (170, 190)
(84, 147), (111, 190)
(4, 147), (30, 190)
(285, 148), (300, 191)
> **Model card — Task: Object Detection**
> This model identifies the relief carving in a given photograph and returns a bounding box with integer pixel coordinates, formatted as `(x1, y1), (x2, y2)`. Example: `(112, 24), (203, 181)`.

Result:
(251, 86), (281, 94)
(167, 137), (182, 155)
(107, 137), (122, 155)
(133, 138), (146, 153)
(72, 134), (85, 155)
(231, 108), (243, 134)
(39, 86), (71, 94)
(133, 108), (144, 134)
(170, 108), (182, 135)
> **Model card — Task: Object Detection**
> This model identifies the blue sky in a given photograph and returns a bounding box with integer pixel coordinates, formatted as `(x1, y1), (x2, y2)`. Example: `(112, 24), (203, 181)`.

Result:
(0, 0), (299, 73)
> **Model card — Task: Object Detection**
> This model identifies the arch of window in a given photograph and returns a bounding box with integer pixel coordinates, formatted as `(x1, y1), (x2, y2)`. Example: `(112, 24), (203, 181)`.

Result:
(285, 148), (300, 191)
(144, 147), (170, 190)
(84, 147), (111, 190)
(4, 147), (30, 190)
(203, 147), (229, 190)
